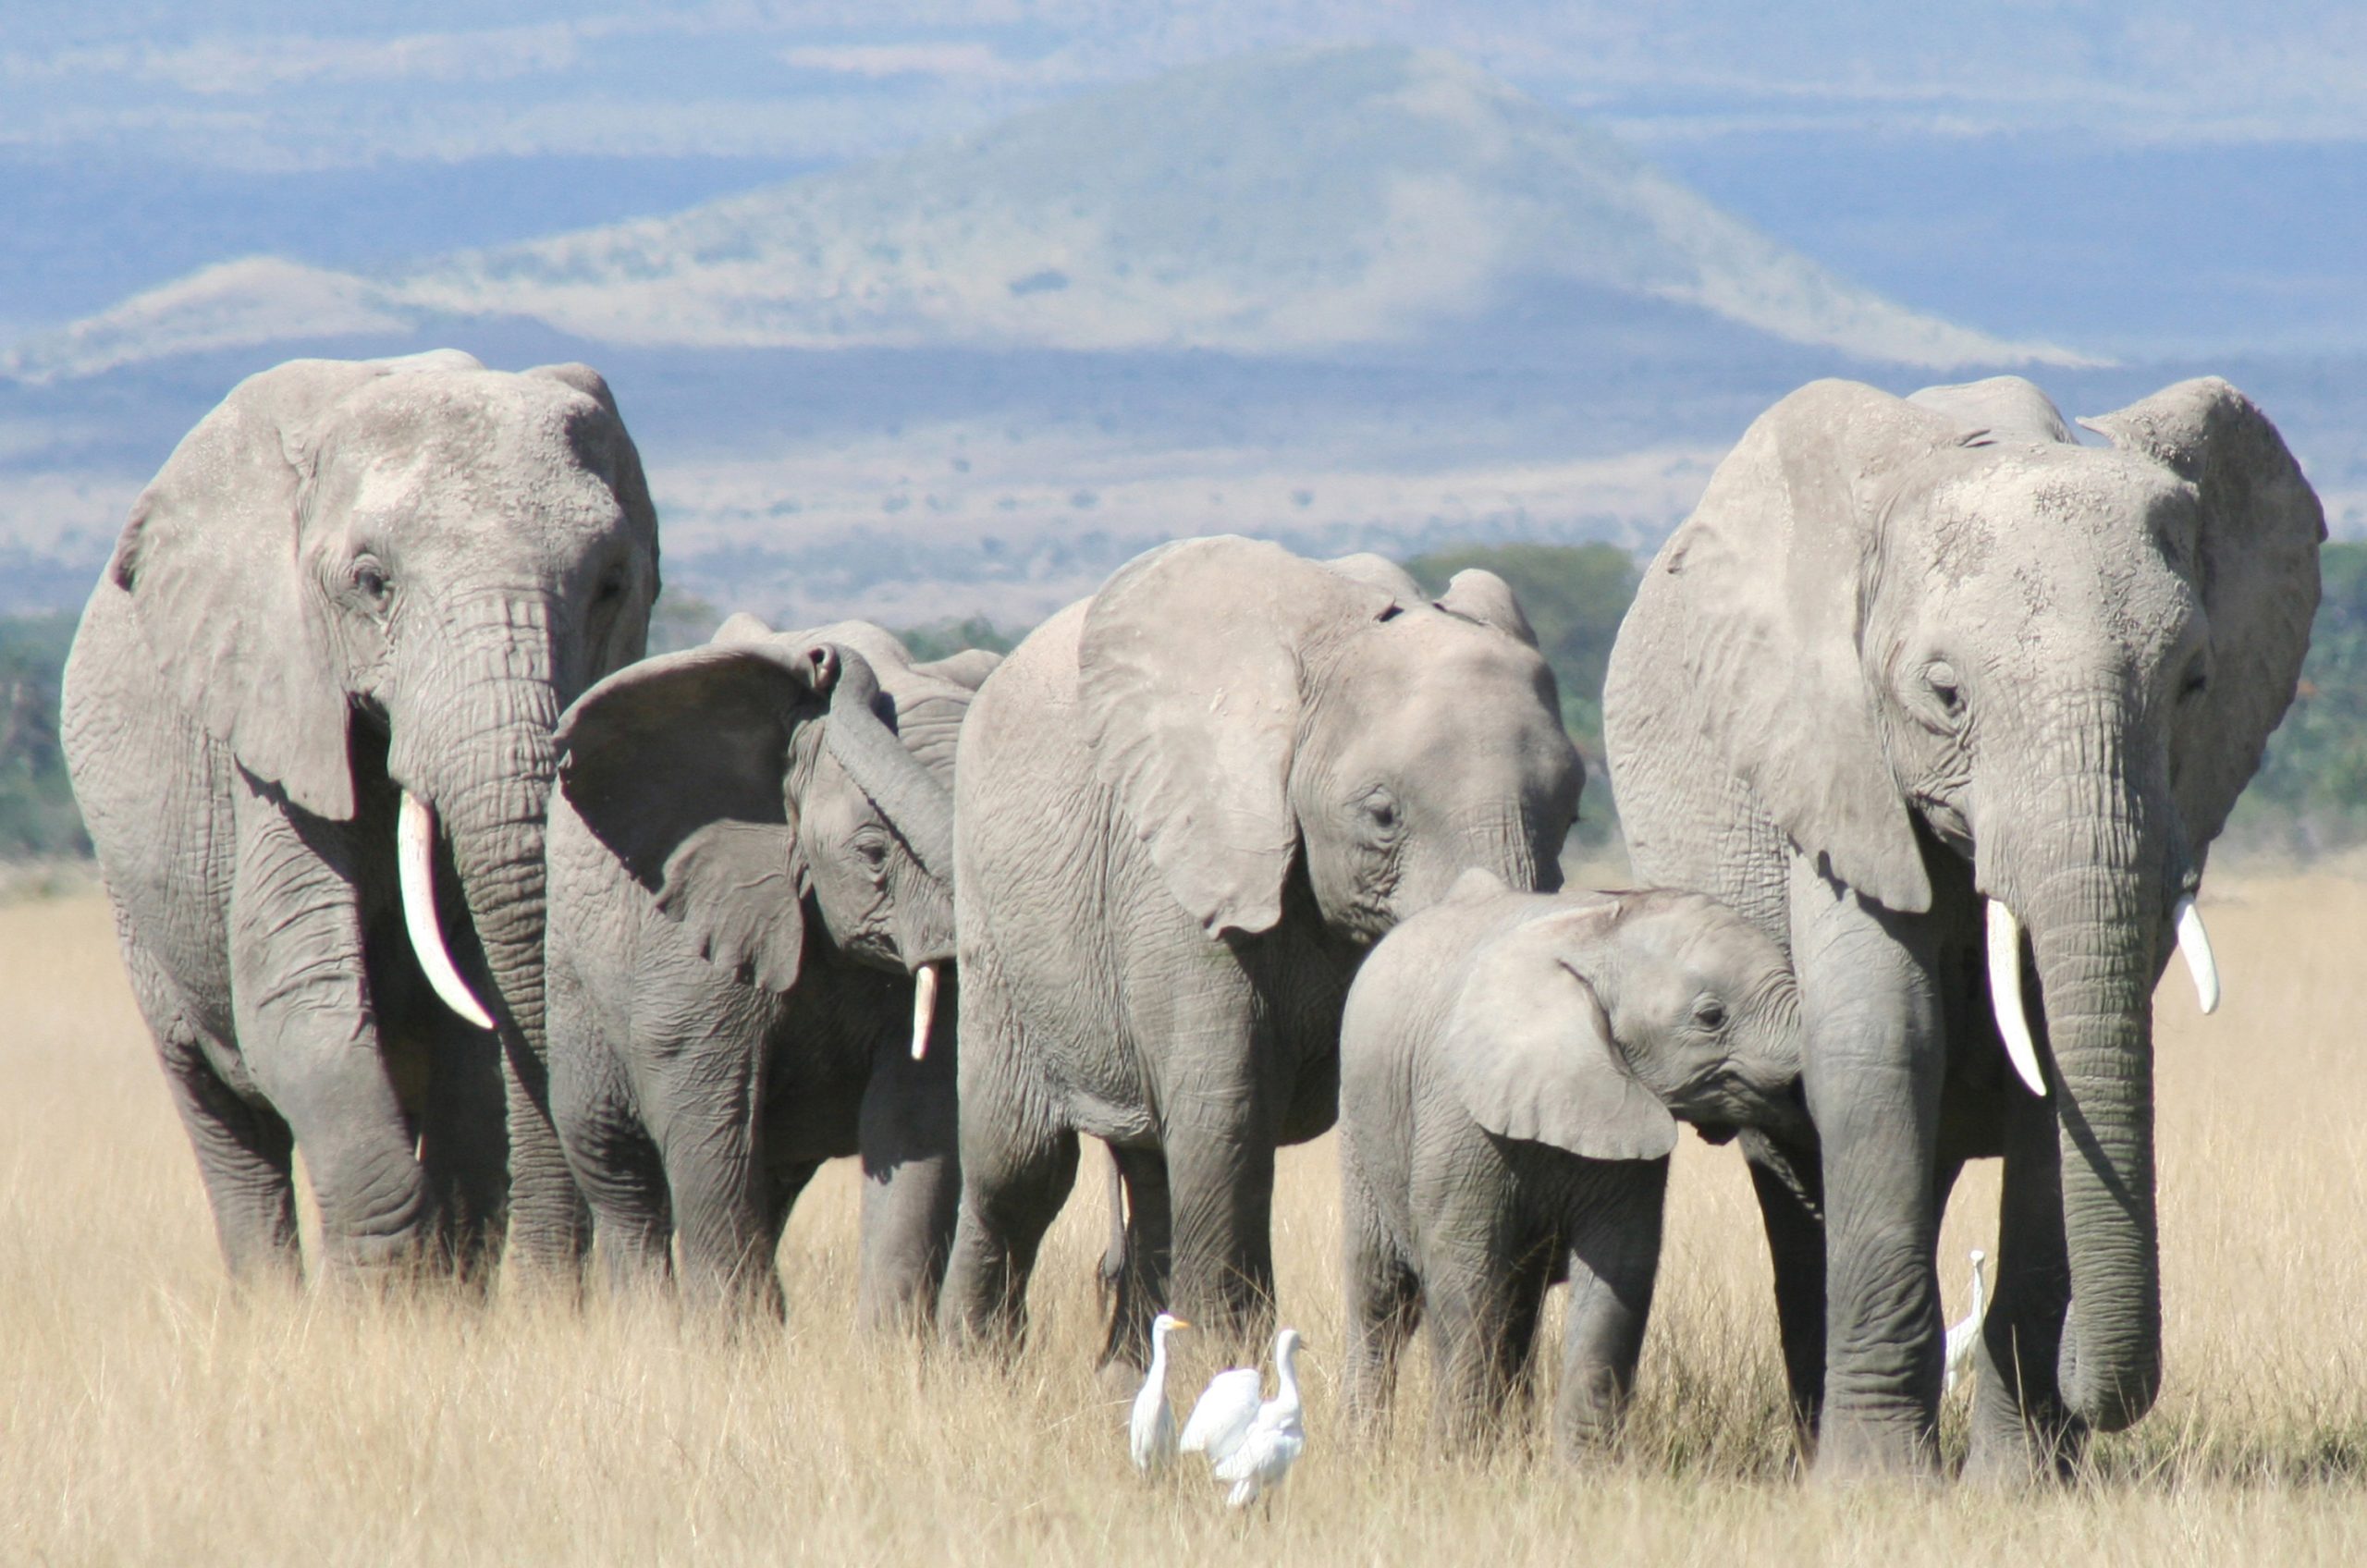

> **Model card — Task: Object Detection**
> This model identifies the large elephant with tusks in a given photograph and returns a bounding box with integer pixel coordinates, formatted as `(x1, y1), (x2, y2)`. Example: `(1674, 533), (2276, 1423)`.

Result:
(64, 350), (660, 1282)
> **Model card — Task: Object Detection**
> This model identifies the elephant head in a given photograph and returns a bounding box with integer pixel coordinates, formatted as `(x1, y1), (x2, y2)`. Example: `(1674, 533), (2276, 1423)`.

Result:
(1663, 374), (2322, 1429)
(553, 637), (958, 1055)
(1444, 879), (1812, 1163)
(1078, 535), (1583, 944)
(107, 349), (659, 1050)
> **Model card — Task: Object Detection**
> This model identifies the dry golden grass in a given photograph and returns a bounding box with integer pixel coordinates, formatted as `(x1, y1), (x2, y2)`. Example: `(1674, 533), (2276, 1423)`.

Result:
(3, 876), (2363, 1565)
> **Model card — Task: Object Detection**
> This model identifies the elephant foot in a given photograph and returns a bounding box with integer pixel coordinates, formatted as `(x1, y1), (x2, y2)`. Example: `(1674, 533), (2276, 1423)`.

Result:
(1810, 1409), (1943, 1486)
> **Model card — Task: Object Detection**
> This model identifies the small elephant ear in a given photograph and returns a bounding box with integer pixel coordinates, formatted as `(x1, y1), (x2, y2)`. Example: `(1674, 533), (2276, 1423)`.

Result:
(105, 358), (397, 820)
(556, 641), (840, 992)
(712, 611), (778, 647)
(916, 646), (1003, 692)
(1434, 569), (1539, 648)
(2080, 378), (2325, 849)
(1324, 552), (1425, 598)
(1444, 912), (1677, 1161)
(1081, 535), (1399, 938)
(1907, 375), (2076, 447)
(1663, 379), (1960, 914)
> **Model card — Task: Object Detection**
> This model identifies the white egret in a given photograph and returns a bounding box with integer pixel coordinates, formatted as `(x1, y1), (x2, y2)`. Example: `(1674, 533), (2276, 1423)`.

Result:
(1214, 1328), (1306, 1508)
(1180, 1365), (1264, 1464)
(1944, 1247), (1989, 1396)
(1130, 1312), (1191, 1475)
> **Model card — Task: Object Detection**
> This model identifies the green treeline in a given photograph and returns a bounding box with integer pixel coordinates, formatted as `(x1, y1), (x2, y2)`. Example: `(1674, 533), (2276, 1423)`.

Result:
(8, 542), (2367, 862)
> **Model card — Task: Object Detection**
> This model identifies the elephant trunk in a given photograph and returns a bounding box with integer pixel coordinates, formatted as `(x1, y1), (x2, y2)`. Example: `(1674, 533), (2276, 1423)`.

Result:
(823, 667), (958, 968)
(1990, 734), (2167, 1434)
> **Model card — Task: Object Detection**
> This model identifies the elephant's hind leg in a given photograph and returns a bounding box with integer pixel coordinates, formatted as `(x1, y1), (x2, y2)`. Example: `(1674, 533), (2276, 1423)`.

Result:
(1097, 1144), (1174, 1375)
(160, 1023), (300, 1282)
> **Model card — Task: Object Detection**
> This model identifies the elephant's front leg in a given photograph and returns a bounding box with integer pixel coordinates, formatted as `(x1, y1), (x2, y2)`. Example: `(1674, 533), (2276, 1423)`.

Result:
(1162, 1090), (1280, 1358)
(853, 1014), (963, 1334)
(230, 788), (431, 1279)
(1790, 856), (1950, 1477)
(1555, 1157), (1668, 1454)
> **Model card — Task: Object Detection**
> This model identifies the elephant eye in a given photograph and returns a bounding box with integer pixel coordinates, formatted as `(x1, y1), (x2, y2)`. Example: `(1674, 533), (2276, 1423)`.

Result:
(853, 831), (890, 876)
(350, 557), (392, 606)
(2179, 656), (2210, 701)
(1359, 789), (1400, 837)
(1924, 660), (1963, 715)
(595, 568), (627, 606)
(1693, 998), (1728, 1031)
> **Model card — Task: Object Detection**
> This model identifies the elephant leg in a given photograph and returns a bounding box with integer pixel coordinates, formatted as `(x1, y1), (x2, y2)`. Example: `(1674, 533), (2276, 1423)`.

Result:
(940, 1111), (1081, 1347)
(503, 1039), (593, 1283)
(111, 916), (301, 1281)
(1162, 1119), (1278, 1356)
(1098, 1145), (1174, 1375)
(1747, 1151), (1827, 1452)
(548, 1023), (672, 1294)
(1341, 1174), (1419, 1446)
(229, 790), (430, 1280)
(646, 1035), (779, 1317)
(853, 1021), (963, 1335)
(159, 1023), (301, 1282)
(1421, 1243), (1540, 1455)
(1555, 1157), (1668, 1455)
(1789, 854), (1949, 1478)
(404, 1002), (508, 1286)
(939, 952), (1079, 1347)
(1966, 1085), (2083, 1483)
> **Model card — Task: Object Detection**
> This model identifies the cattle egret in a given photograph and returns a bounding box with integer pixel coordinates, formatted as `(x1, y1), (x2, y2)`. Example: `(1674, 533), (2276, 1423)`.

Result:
(1130, 1312), (1191, 1475)
(1180, 1366), (1264, 1464)
(1944, 1248), (1989, 1395)
(1214, 1328), (1306, 1508)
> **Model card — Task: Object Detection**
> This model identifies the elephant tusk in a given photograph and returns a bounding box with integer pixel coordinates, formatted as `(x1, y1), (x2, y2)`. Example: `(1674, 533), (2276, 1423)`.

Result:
(1984, 899), (2047, 1098)
(910, 962), (940, 1060)
(398, 790), (497, 1031)
(2174, 894), (2220, 1015)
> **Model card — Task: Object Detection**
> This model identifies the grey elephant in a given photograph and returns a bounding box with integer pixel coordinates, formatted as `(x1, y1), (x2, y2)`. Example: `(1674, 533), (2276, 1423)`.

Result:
(938, 536), (1584, 1369)
(64, 350), (660, 1281)
(544, 618), (988, 1325)
(1603, 375), (2322, 1477)
(1339, 871), (1814, 1456)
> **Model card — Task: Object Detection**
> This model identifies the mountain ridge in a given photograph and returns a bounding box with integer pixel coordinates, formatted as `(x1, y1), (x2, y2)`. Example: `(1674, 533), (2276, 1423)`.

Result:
(3, 46), (2086, 383)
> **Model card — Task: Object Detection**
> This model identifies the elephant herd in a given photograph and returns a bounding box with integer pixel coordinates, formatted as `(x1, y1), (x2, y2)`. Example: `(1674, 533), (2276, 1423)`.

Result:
(58, 349), (2324, 1486)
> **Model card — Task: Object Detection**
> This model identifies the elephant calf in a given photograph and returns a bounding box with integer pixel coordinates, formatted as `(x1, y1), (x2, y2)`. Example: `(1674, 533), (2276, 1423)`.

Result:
(545, 619), (989, 1325)
(1339, 871), (1816, 1455)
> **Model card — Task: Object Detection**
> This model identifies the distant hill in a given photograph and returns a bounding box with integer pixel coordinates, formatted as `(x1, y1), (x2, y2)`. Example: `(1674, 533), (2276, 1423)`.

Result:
(5, 47), (2079, 384)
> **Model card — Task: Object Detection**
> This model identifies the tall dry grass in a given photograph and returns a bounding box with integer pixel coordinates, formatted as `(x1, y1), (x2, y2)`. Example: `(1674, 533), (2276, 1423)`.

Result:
(2, 876), (2362, 1565)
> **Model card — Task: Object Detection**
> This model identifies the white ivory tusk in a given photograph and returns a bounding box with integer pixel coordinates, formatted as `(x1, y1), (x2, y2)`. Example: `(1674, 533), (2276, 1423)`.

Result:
(1984, 899), (2048, 1097)
(2174, 894), (2220, 1016)
(398, 790), (497, 1031)
(910, 962), (940, 1060)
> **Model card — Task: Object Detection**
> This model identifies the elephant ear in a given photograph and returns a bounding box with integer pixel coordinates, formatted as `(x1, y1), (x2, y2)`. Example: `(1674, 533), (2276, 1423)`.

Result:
(1663, 379), (1961, 914)
(1434, 569), (1539, 648)
(556, 641), (844, 992)
(1908, 375), (2077, 447)
(1081, 535), (1400, 938)
(105, 358), (400, 820)
(1324, 552), (1425, 598)
(916, 646), (1003, 692)
(1444, 910), (1677, 1161)
(2080, 378), (2325, 848)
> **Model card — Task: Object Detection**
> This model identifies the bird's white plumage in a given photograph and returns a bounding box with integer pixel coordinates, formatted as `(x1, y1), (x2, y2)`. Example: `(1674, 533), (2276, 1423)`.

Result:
(1179, 1366), (1264, 1461)
(1944, 1247), (1989, 1396)
(1129, 1312), (1189, 1475)
(1202, 1328), (1306, 1508)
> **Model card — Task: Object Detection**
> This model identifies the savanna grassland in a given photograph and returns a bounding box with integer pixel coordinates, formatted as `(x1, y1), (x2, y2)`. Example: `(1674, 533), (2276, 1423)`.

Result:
(2, 874), (2363, 1567)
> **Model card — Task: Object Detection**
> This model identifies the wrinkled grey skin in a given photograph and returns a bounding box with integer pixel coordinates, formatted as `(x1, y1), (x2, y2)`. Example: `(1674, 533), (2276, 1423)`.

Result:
(939, 537), (1584, 1369)
(1340, 873), (1814, 1455)
(64, 350), (660, 1282)
(545, 619), (985, 1326)
(1603, 375), (2322, 1479)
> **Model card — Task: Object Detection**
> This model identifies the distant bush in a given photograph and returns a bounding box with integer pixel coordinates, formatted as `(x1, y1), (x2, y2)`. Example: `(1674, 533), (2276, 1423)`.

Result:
(0, 609), (89, 861)
(2227, 541), (2367, 854)
(896, 616), (1020, 664)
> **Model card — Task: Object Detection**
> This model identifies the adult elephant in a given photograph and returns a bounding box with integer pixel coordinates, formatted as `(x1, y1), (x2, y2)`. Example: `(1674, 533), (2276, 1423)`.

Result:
(1602, 375), (2322, 1478)
(544, 619), (989, 1327)
(64, 350), (660, 1283)
(940, 537), (1583, 1370)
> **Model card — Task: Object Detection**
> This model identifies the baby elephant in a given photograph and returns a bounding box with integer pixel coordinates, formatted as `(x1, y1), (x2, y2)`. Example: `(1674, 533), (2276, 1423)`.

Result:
(1339, 871), (1814, 1455)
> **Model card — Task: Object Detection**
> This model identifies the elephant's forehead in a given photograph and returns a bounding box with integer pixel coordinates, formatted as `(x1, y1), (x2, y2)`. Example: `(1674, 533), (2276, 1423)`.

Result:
(331, 385), (624, 543)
